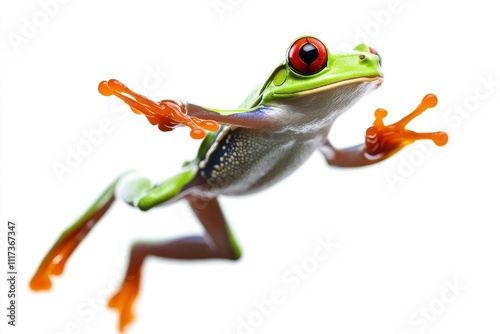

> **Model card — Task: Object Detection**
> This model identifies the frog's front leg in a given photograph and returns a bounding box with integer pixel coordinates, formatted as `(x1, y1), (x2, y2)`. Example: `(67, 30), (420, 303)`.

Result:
(320, 94), (448, 167)
(99, 79), (277, 139)
(109, 172), (242, 332)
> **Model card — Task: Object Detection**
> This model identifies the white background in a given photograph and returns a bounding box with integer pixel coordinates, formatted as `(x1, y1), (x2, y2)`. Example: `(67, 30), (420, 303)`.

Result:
(1, 1), (499, 334)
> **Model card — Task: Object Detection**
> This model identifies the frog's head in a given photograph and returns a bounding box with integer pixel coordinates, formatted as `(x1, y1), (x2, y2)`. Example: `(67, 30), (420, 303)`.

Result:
(259, 36), (383, 126)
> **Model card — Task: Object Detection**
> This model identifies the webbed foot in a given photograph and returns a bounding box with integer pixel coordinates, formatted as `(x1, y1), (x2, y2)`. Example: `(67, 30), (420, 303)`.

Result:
(29, 238), (80, 291)
(30, 181), (117, 291)
(108, 275), (141, 332)
(98, 79), (219, 139)
(365, 94), (448, 156)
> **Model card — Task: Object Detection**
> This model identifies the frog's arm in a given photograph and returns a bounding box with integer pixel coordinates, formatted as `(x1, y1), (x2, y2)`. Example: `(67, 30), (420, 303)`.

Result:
(98, 79), (277, 139)
(321, 94), (448, 167)
(184, 103), (277, 129)
(319, 141), (378, 167)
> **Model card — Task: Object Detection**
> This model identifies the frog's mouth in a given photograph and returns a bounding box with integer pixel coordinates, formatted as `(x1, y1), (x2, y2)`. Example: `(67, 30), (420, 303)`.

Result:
(276, 76), (383, 98)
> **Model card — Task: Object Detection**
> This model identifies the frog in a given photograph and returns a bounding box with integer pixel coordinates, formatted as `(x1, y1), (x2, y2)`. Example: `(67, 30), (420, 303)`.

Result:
(29, 36), (448, 332)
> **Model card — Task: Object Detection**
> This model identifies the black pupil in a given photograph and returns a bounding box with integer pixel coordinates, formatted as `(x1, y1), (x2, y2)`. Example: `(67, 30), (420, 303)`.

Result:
(299, 43), (318, 64)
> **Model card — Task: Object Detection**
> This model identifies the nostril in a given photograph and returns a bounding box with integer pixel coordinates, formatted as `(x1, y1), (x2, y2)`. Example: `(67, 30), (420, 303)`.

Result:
(359, 54), (366, 60)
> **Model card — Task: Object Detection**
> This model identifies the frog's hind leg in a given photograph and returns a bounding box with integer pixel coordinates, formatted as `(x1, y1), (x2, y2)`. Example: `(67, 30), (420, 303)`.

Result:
(108, 182), (242, 332)
(29, 164), (198, 292)
(29, 172), (131, 291)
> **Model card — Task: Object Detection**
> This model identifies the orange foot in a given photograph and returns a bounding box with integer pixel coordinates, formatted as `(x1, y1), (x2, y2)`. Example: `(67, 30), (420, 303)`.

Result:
(365, 94), (448, 156)
(108, 276), (141, 332)
(30, 232), (82, 291)
(98, 79), (219, 139)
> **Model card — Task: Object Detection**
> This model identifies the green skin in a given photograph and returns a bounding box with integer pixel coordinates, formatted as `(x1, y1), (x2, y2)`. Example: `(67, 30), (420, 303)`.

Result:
(30, 37), (432, 332)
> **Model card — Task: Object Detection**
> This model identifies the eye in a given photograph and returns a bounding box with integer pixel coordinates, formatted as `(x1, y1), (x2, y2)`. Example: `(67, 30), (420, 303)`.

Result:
(288, 37), (327, 75)
(368, 46), (382, 66)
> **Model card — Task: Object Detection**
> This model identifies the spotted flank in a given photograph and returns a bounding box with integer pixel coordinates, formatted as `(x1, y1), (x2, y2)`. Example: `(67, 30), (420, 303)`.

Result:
(198, 126), (266, 188)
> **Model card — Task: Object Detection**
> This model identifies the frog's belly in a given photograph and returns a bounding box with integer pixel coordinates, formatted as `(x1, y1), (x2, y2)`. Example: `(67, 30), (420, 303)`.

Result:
(198, 127), (323, 195)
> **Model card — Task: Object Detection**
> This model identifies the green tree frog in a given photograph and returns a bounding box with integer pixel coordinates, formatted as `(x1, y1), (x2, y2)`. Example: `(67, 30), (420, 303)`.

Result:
(30, 36), (447, 332)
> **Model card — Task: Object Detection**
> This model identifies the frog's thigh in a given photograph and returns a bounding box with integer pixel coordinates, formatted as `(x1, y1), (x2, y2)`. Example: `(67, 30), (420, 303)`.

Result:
(115, 166), (197, 211)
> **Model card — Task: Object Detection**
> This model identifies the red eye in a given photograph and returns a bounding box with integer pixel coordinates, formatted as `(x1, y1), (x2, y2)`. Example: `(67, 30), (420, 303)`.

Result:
(287, 37), (327, 75)
(368, 46), (382, 66)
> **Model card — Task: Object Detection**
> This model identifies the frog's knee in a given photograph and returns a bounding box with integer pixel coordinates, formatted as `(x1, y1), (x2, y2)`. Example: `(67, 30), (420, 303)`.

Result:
(137, 195), (158, 211)
(115, 171), (154, 206)
(227, 227), (243, 260)
(230, 246), (243, 261)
